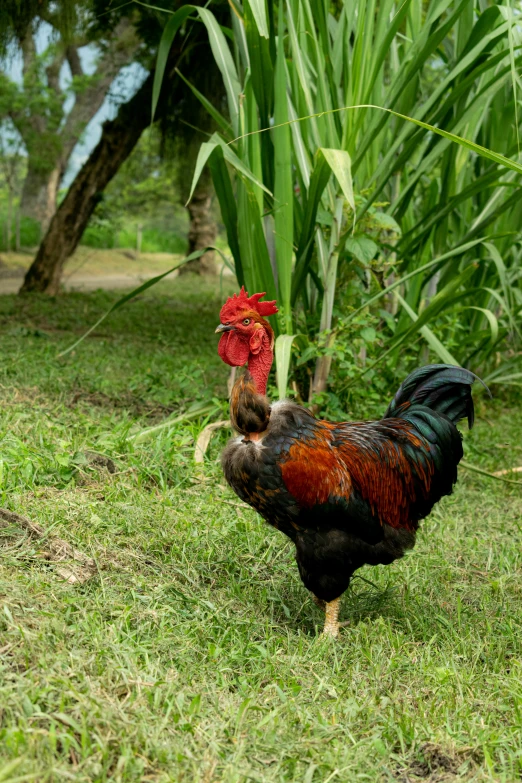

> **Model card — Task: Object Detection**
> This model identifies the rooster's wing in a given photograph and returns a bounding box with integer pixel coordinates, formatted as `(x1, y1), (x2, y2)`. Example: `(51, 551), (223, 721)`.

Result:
(278, 406), (463, 535)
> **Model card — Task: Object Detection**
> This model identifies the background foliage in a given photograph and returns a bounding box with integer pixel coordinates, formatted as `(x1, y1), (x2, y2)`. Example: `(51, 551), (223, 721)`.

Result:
(155, 0), (522, 407)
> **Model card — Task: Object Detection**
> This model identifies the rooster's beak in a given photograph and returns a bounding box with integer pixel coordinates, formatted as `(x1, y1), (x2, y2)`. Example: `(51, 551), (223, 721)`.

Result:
(215, 323), (235, 333)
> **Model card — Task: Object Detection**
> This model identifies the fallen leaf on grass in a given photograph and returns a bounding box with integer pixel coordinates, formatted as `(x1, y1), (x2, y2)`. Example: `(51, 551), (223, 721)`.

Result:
(493, 465), (522, 476)
(194, 420), (231, 463)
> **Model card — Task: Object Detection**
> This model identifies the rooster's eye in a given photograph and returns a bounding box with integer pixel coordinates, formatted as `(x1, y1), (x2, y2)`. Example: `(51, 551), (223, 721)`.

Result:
(243, 318), (251, 325)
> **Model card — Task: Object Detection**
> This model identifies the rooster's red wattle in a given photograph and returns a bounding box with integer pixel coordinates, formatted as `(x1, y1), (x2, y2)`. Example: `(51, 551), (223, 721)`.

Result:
(216, 288), (484, 637)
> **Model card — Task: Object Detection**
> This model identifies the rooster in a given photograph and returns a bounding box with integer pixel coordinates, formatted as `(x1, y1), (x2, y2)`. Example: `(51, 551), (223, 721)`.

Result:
(216, 288), (485, 637)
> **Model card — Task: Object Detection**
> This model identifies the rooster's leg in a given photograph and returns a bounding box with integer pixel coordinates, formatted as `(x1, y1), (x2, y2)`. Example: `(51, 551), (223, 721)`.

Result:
(322, 597), (341, 638)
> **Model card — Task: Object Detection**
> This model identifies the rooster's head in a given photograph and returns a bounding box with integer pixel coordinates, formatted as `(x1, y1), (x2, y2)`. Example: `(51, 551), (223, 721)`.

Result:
(216, 288), (278, 394)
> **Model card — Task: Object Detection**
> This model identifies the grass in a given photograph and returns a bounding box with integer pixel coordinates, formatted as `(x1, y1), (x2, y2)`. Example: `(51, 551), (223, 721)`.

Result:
(0, 276), (521, 782)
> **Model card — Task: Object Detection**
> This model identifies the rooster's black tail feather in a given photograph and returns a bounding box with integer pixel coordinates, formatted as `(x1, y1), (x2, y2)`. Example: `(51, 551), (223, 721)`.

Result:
(384, 364), (489, 429)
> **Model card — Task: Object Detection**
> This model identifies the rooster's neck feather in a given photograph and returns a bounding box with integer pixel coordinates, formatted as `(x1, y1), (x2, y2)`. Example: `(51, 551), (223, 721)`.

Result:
(230, 370), (271, 437)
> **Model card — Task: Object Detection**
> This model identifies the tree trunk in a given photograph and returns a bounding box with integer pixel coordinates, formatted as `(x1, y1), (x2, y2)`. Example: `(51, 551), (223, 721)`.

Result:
(20, 75), (154, 295)
(6, 190), (12, 252)
(180, 173), (218, 275)
(19, 163), (61, 233)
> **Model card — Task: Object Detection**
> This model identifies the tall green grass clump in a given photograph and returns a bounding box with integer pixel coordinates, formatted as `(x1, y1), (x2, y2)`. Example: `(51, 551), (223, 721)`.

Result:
(154, 0), (522, 403)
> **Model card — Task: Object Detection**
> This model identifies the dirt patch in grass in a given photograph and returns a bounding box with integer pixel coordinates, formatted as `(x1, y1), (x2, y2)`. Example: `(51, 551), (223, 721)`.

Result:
(0, 508), (97, 584)
(396, 743), (478, 782)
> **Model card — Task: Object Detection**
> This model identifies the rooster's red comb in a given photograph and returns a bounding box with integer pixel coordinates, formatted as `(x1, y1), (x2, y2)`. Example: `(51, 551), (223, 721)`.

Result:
(220, 287), (278, 321)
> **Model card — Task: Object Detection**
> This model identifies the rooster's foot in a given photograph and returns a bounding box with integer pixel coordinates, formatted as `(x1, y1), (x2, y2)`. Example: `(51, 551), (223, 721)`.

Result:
(320, 597), (341, 638)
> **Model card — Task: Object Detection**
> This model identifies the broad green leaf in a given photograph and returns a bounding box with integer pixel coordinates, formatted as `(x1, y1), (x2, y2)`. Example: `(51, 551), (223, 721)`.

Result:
(175, 69), (233, 138)
(207, 147), (243, 284)
(292, 151), (332, 299)
(244, 78), (264, 213)
(231, 5), (250, 70)
(344, 236), (378, 264)
(371, 212), (401, 233)
(245, 0), (269, 38)
(351, 0), (503, 169)
(360, 326), (378, 343)
(365, 0), (413, 102)
(319, 148), (355, 214)
(288, 96), (312, 188)
(503, 0), (520, 153)
(152, 6), (194, 121)
(152, 6), (241, 133)
(244, 1), (273, 127)
(219, 136), (273, 197)
(284, 0), (320, 146)
(187, 141), (222, 206)
(292, 148), (354, 305)
(273, 4), (294, 333)
(187, 133), (272, 206)
(237, 182), (278, 310)
(275, 334), (296, 399)
(300, 0), (339, 148)
(466, 306), (499, 343)
(198, 8), (241, 134)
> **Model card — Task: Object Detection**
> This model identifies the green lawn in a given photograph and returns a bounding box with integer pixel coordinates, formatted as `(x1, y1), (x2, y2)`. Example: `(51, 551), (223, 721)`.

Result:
(0, 277), (521, 782)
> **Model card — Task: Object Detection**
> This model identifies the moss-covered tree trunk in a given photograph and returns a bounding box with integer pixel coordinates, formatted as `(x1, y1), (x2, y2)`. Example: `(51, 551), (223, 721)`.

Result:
(19, 162), (60, 232)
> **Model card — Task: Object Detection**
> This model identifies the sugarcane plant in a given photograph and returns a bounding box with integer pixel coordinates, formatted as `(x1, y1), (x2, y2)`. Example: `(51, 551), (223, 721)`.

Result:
(154, 0), (522, 399)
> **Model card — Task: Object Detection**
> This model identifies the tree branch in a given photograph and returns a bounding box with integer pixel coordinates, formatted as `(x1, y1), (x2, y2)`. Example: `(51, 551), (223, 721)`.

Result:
(19, 26), (37, 82)
(46, 48), (65, 95)
(59, 19), (141, 169)
(66, 45), (83, 78)
(16, 30), (47, 138)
